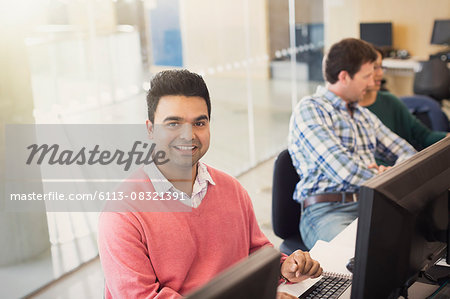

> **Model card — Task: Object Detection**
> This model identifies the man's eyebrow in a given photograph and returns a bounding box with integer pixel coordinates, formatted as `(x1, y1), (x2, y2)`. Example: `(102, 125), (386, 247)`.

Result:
(162, 115), (209, 122)
(194, 115), (209, 121)
(163, 116), (183, 122)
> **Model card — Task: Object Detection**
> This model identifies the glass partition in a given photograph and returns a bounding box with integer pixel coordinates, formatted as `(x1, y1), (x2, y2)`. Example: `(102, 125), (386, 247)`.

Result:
(0, 0), (324, 297)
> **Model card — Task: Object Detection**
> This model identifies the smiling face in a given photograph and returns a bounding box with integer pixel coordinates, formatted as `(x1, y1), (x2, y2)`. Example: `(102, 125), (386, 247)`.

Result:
(147, 95), (210, 173)
(369, 52), (384, 92)
(343, 61), (375, 103)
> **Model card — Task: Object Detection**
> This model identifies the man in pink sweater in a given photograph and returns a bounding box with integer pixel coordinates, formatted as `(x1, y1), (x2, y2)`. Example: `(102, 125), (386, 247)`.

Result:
(98, 70), (322, 299)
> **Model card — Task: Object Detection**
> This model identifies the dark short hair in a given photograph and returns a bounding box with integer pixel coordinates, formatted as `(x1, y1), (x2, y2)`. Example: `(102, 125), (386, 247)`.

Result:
(324, 38), (378, 84)
(146, 69), (211, 123)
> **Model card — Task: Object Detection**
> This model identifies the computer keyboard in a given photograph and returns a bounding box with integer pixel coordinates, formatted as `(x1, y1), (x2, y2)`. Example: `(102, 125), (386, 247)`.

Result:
(298, 273), (352, 299)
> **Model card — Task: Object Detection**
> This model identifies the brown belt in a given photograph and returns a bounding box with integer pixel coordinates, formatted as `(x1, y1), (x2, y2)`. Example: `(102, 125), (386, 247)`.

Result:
(303, 193), (358, 209)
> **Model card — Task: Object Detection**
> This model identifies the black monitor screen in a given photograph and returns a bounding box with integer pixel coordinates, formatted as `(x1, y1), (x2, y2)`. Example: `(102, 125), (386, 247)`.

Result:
(360, 22), (392, 47)
(186, 246), (281, 299)
(431, 19), (450, 45)
(351, 137), (450, 299)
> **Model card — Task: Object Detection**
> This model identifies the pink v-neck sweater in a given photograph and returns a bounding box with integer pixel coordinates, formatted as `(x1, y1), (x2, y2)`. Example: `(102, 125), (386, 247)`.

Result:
(98, 165), (276, 298)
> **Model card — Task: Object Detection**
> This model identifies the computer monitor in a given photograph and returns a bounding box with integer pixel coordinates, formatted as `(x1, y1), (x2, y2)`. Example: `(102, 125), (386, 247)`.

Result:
(431, 19), (450, 45)
(352, 137), (450, 299)
(360, 22), (393, 48)
(186, 246), (281, 299)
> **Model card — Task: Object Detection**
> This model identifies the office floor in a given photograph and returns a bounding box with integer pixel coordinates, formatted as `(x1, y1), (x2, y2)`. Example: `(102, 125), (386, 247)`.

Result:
(28, 156), (282, 299)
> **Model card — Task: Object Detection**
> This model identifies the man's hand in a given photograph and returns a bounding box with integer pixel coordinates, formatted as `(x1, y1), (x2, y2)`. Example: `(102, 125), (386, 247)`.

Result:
(280, 250), (323, 283)
(368, 162), (392, 174)
(377, 165), (391, 174)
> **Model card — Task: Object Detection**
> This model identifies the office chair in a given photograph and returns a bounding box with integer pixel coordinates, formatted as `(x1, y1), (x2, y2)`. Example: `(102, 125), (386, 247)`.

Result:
(413, 58), (450, 102)
(400, 95), (450, 132)
(272, 149), (308, 254)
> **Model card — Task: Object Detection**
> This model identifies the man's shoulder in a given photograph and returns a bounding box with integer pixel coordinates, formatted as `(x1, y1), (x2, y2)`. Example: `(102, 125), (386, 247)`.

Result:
(204, 164), (251, 198)
(296, 93), (336, 114)
(204, 164), (240, 186)
(98, 208), (140, 234)
(299, 93), (330, 105)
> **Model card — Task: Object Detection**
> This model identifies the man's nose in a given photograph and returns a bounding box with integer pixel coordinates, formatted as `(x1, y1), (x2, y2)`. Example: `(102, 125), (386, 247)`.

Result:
(180, 124), (193, 140)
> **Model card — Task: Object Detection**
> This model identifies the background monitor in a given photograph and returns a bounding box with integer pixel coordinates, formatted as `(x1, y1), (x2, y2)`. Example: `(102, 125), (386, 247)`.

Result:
(431, 19), (450, 45)
(360, 22), (393, 48)
(351, 137), (450, 299)
(186, 246), (281, 299)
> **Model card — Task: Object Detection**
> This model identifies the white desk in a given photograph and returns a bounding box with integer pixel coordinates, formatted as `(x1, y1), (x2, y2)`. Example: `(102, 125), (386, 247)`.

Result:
(382, 57), (450, 71)
(381, 58), (422, 81)
(278, 219), (444, 298)
(382, 58), (421, 71)
(278, 220), (357, 296)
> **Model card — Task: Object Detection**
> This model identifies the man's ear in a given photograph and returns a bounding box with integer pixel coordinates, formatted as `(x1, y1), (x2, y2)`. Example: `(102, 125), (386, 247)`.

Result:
(337, 70), (349, 85)
(146, 119), (154, 139)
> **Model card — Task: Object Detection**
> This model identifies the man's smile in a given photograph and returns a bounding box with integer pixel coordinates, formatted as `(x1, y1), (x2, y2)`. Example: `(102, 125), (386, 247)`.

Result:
(173, 145), (198, 151)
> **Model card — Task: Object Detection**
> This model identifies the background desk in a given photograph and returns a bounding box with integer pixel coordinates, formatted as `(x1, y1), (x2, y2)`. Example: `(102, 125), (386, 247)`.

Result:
(382, 58), (421, 96)
(382, 57), (450, 96)
(382, 58), (421, 72)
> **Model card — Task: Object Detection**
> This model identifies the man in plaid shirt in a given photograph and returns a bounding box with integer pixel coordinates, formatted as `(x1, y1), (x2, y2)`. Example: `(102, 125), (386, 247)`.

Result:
(288, 38), (416, 249)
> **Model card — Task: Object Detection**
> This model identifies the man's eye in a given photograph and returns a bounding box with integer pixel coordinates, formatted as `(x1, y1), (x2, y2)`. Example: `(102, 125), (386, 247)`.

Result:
(195, 121), (206, 127)
(166, 122), (179, 127)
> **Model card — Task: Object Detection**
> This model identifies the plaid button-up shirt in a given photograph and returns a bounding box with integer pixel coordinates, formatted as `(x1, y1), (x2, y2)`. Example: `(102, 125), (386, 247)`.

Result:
(288, 86), (416, 203)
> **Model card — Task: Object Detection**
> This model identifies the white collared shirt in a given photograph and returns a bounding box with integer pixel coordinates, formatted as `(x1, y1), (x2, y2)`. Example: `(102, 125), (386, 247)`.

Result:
(143, 162), (215, 208)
